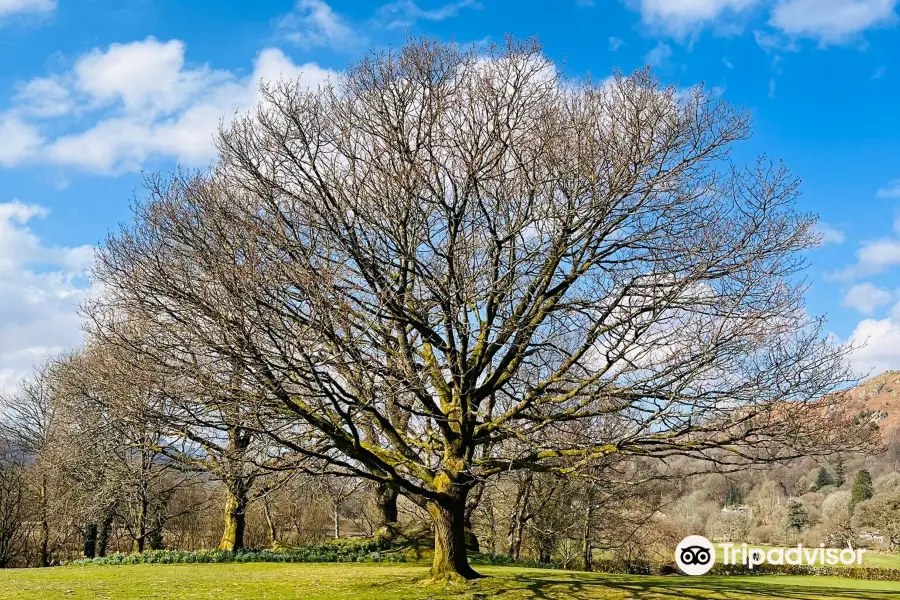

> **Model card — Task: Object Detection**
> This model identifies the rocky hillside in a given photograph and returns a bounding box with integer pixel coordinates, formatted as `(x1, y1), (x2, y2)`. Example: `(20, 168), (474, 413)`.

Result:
(846, 370), (900, 438)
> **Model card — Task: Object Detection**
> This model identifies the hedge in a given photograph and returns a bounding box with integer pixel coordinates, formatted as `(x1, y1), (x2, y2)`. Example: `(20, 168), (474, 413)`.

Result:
(65, 539), (405, 566)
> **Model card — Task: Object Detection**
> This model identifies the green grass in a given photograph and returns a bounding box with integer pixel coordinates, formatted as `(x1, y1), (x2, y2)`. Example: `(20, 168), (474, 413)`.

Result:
(3, 563), (900, 599)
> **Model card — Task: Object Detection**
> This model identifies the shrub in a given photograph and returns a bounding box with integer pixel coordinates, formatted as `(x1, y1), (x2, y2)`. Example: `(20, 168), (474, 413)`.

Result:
(64, 542), (406, 567)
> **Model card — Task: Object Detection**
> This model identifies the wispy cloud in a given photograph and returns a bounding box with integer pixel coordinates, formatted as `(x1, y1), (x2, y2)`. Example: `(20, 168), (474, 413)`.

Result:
(877, 178), (900, 199)
(828, 239), (900, 281)
(842, 282), (893, 315)
(645, 41), (672, 66)
(0, 0), (55, 20)
(816, 222), (846, 245)
(769, 0), (899, 45)
(278, 0), (360, 51)
(377, 0), (481, 29)
(624, 0), (899, 44)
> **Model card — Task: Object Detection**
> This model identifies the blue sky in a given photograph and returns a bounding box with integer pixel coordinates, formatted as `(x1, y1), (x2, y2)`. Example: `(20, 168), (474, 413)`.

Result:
(1, 0), (899, 388)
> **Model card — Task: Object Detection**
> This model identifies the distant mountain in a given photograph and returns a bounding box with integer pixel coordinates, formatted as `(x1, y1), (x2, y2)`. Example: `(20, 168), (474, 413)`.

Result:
(845, 371), (900, 439)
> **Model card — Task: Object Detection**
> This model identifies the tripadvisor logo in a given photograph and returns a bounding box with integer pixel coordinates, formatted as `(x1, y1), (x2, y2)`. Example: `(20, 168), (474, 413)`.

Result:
(676, 535), (715, 575)
(675, 535), (868, 576)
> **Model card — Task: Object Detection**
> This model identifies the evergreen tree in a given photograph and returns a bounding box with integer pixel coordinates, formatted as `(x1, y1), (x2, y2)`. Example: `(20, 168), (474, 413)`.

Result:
(787, 500), (808, 532)
(851, 470), (874, 509)
(812, 467), (833, 491)
(725, 484), (743, 507)
(834, 457), (846, 487)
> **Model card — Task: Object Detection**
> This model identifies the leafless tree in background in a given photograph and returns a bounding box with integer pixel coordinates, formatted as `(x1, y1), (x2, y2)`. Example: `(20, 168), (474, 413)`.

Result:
(90, 38), (878, 580)
(0, 437), (26, 567)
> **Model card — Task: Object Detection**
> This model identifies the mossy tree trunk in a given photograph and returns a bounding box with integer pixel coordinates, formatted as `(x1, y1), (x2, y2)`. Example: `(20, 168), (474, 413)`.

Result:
(428, 497), (480, 580)
(218, 481), (249, 551)
(133, 496), (148, 553)
(428, 470), (480, 581)
(374, 482), (400, 540)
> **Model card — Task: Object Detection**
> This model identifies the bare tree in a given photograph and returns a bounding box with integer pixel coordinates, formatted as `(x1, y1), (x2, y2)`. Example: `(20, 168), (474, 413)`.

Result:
(67, 339), (280, 551)
(52, 347), (195, 554)
(0, 438), (26, 567)
(0, 363), (67, 566)
(91, 38), (877, 580)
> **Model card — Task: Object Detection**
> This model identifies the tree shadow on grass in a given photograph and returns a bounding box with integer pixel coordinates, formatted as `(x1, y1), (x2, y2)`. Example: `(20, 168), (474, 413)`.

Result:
(505, 573), (900, 600)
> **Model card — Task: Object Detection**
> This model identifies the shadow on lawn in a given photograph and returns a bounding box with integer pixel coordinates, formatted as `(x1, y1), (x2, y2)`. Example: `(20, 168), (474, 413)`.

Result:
(501, 573), (900, 600)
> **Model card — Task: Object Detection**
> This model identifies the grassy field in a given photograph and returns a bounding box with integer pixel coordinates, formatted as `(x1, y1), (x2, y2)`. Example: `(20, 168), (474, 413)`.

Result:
(3, 563), (900, 599)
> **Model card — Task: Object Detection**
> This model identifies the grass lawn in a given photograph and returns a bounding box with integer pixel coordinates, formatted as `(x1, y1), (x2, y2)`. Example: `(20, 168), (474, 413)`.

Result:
(2, 563), (900, 599)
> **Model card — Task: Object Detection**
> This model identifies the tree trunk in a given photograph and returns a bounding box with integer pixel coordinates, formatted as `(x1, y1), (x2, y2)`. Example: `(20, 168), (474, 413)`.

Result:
(263, 496), (277, 547)
(428, 492), (480, 581)
(218, 483), (248, 551)
(83, 523), (98, 558)
(464, 482), (483, 552)
(148, 510), (165, 550)
(507, 474), (531, 560)
(374, 482), (400, 541)
(333, 502), (341, 540)
(582, 500), (593, 571)
(133, 497), (148, 553)
(38, 478), (50, 567)
(97, 511), (114, 557)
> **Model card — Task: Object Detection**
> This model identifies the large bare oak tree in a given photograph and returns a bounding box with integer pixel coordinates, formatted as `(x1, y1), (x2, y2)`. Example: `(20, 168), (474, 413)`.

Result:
(91, 39), (877, 580)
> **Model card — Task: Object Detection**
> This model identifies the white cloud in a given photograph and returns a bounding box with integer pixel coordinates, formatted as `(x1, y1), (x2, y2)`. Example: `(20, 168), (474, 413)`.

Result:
(846, 302), (900, 375)
(770, 0), (898, 43)
(626, 0), (897, 41)
(633, 0), (761, 35)
(13, 76), (71, 117)
(609, 36), (625, 51)
(377, 0), (481, 28)
(842, 282), (893, 315)
(73, 38), (228, 116)
(0, 0), (54, 19)
(830, 239), (900, 280)
(816, 222), (846, 244)
(0, 200), (93, 392)
(278, 0), (358, 50)
(5, 40), (336, 174)
(645, 41), (673, 66)
(0, 115), (42, 166)
(877, 178), (900, 198)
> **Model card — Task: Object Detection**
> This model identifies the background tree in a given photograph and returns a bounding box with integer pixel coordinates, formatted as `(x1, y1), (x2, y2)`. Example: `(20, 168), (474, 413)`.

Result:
(786, 500), (809, 533)
(0, 363), (69, 566)
(834, 457), (846, 487)
(813, 467), (833, 492)
(854, 492), (900, 550)
(851, 470), (875, 509)
(0, 438), (26, 567)
(91, 38), (877, 580)
(52, 349), (195, 554)
(64, 337), (283, 552)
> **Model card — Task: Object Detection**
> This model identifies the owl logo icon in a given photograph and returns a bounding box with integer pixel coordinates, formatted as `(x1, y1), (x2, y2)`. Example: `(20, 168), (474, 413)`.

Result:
(675, 535), (715, 575)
